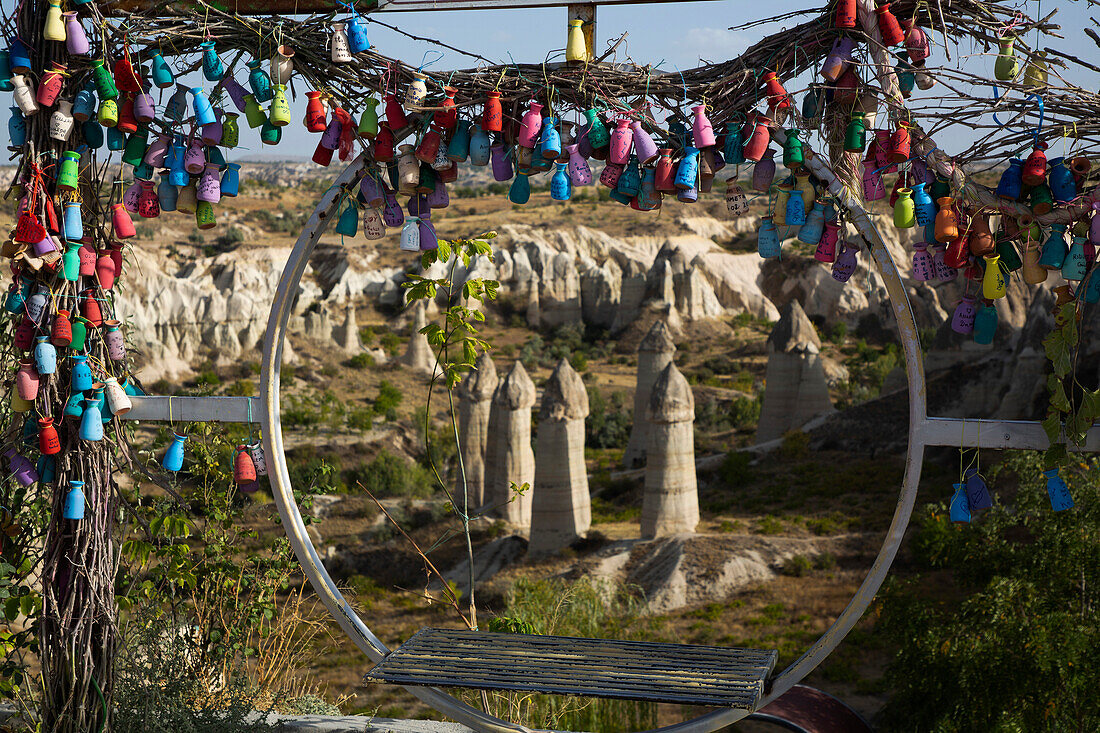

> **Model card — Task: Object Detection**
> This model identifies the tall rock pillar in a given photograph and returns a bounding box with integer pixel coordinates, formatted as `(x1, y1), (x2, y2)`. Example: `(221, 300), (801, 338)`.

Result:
(755, 301), (834, 443)
(530, 359), (591, 554)
(623, 320), (676, 468)
(457, 353), (498, 509)
(641, 363), (699, 539)
(484, 361), (536, 527)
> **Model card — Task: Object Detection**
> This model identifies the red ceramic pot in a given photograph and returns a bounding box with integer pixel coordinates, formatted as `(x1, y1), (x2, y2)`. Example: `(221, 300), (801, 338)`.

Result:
(482, 91), (503, 133)
(835, 0), (857, 28)
(876, 3), (905, 46)
(304, 91), (327, 133)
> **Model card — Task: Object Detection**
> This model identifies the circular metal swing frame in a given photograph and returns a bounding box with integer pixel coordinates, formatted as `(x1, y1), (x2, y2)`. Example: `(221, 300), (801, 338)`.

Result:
(257, 134), (934, 732)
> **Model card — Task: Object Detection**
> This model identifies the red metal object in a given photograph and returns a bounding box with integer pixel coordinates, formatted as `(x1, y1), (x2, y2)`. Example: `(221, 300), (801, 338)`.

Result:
(750, 684), (873, 733)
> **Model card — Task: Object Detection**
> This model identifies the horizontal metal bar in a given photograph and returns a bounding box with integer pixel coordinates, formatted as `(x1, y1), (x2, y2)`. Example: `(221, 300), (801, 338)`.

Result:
(918, 417), (1100, 452)
(121, 396), (262, 424)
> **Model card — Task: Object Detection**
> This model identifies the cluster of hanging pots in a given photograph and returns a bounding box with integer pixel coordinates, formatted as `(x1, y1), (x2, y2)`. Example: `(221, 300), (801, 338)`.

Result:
(745, 1), (944, 287)
(885, 140), (1097, 349)
(307, 75), (769, 251)
(3, 7), (300, 234)
(2, 0), (274, 510)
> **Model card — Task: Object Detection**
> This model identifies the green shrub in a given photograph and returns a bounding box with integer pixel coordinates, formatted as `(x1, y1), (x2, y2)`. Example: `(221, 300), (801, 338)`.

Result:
(778, 430), (810, 460)
(371, 380), (402, 416)
(226, 379), (254, 397)
(781, 555), (813, 577)
(348, 450), (433, 499)
(379, 332), (402, 355)
(586, 389), (631, 450)
(347, 352), (375, 369)
(755, 515), (784, 535)
(347, 408), (374, 431)
(876, 452), (1100, 730)
(718, 451), (754, 487)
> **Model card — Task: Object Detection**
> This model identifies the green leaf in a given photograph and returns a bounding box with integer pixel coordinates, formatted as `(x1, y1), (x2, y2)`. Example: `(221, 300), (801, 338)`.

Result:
(1041, 412), (1063, 444)
(1080, 390), (1100, 423)
(1047, 375), (1071, 412)
(1043, 442), (1068, 469)
(1044, 330), (1072, 377)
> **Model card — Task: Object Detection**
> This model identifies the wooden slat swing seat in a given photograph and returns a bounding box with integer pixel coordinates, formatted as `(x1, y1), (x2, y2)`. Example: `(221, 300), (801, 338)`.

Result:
(363, 628), (777, 709)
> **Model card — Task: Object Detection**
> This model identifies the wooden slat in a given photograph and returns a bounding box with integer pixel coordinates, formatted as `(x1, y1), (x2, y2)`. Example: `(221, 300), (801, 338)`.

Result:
(363, 629), (776, 709)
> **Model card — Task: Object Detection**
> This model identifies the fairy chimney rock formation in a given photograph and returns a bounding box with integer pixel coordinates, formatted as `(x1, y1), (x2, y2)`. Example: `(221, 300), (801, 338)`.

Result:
(530, 359), (591, 555)
(457, 353), (498, 510)
(526, 272), (541, 328)
(641, 362), (699, 539)
(755, 300), (835, 444)
(401, 303), (436, 374)
(623, 320), (677, 468)
(336, 304), (361, 355)
(484, 361), (537, 528)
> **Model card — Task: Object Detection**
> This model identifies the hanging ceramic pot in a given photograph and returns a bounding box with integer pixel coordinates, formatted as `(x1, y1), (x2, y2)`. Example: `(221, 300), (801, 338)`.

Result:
(742, 114), (771, 162)
(359, 97), (380, 139)
(760, 71), (789, 112)
(832, 242), (859, 282)
(162, 433), (187, 472)
(816, 220), (840, 262)
(1021, 141), (1047, 186)
(517, 101), (544, 149)
(969, 212), (995, 255)
(691, 105), (716, 147)
(48, 99), (74, 141)
(674, 147), (700, 190)
(752, 148), (776, 192)
(1062, 236), (1088, 281)
(654, 149), (675, 193)
(994, 36), (1019, 81)
(934, 198), (958, 241)
(1038, 224), (1067, 269)
(972, 300), (997, 345)
(491, 145), (513, 181)
(726, 179), (749, 217)
(797, 201), (826, 245)
(201, 40), (224, 81)
(723, 122), (744, 164)
(1047, 157), (1076, 203)
(876, 4), (905, 46)
(910, 242), (934, 281)
(15, 360), (39, 402)
(43, 1), (65, 40)
(269, 84), (291, 127)
(405, 72), (428, 107)
(901, 19), (931, 63)
(539, 117), (562, 160)
(583, 108), (610, 150)
(844, 114), (866, 154)
(835, 0), (857, 28)
(37, 62), (65, 108)
(190, 87), (215, 126)
(894, 188), (915, 228)
(12, 75), (38, 116)
(271, 45), (295, 85)
(330, 22), (353, 63)
(758, 216), (780, 258)
(566, 18), (589, 63)
(822, 36), (856, 82)
(982, 253), (1006, 298)
(346, 14), (371, 54)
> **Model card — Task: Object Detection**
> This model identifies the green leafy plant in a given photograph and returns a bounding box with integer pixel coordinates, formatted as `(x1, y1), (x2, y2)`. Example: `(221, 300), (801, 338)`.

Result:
(359, 232), (499, 630)
(1042, 301), (1100, 468)
(876, 451), (1100, 731)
